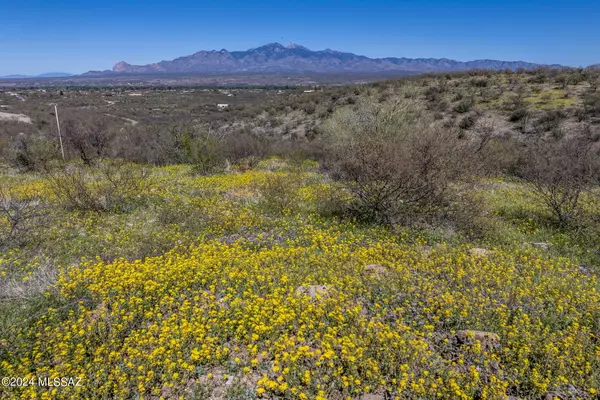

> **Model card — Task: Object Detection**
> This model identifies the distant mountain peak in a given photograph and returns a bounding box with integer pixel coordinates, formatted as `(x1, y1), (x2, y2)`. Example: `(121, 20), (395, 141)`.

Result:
(113, 61), (132, 72)
(287, 43), (309, 50)
(254, 42), (285, 50)
(95, 43), (566, 76)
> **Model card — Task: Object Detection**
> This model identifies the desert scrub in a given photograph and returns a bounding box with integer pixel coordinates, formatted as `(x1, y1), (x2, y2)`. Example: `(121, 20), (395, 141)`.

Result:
(47, 161), (151, 212)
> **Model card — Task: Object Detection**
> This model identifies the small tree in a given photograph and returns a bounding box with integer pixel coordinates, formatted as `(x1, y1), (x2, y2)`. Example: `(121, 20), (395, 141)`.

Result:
(323, 99), (469, 226)
(0, 185), (47, 247)
(582, 89), (600, 120)
(180, 126), (226, 175)
(10, 132), (58, 171)
(515, 138), (600, 227)
(47, 161), (151, 212)
(222, 131), (271, 170)
(62, 116), (113, 165)
(555, 74), (571, 90)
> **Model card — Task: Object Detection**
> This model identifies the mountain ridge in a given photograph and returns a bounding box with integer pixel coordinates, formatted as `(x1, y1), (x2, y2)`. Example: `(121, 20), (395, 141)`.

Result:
(0, 72), (73, 79)
(96, 43), (567, 76)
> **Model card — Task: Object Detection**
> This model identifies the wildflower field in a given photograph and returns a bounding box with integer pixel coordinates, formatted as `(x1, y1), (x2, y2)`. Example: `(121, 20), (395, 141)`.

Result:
(0, 160), (599, 400)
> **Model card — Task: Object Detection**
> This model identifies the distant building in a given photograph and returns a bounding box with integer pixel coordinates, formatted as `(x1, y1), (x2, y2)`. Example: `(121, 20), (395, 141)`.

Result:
(217, 103), (229, 109)
(304, 90), (315, 93)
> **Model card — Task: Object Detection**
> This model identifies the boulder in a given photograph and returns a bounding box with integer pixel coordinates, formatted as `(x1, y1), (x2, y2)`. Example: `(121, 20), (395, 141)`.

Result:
(544, 393), (563, 400)
(456, 330), (500, 350)
(530, 242), (550, 251)
(578, 265), (591, 274)
(360, 395), (386, 400)
(221, 233), (242, 244)
(365, 264), (389, 277)
(295, 285), (333, 299)
(468, 248), (493, 257)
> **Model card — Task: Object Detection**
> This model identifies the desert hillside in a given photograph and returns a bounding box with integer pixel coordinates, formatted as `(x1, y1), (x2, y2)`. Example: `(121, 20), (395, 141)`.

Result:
(1, 68), (600, 399)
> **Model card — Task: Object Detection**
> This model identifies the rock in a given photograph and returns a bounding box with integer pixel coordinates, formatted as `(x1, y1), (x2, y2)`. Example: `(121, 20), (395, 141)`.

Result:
(365, 264), (388, 277)
(530, 242), (550, 251)
(468, 248), (493, 257)
(224, 159), (233, 173)
(456, 330), (500, 350)
(295, 285), (333, 299)
(355, 300), (369, 317)
(360, 394), (386, 400)
(578, 265), (591, 274)
(421, 245), (432, 257)
(221, 233), (242, 244)
(544, 393), (563, 400)
(567, 384), (580, 396)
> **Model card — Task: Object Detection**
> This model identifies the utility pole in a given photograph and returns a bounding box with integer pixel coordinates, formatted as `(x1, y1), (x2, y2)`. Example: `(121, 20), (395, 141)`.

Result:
(53, 103), (65, 160)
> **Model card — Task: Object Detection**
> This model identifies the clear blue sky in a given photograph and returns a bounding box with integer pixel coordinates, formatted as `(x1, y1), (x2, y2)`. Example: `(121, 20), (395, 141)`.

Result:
(2, 0), (599, 75)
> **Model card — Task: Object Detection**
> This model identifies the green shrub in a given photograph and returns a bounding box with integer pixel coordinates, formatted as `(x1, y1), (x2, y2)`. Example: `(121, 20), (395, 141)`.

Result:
(47, 161), (150, 212)
(323, 99), (470, 226)
(453, 98), (474, 114)
(180, 126), (226, 175)
(258, 173), (304, 214)
(10, 133), (59, 172)
(0, 185), (48, 248)
(514, 138), (600, 227)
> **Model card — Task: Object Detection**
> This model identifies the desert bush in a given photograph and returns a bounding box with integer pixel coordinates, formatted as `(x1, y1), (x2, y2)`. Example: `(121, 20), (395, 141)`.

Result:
(178, 126), (227, 175)
(114, 124), (184, 165)
(453, 97), (474, 114)
(514, 138), (600, 227)
(458, 113), (478, 130)
(504, 92), (530, 123)
(471, 78), (489, 88)
(441, 190), (494, 239)
(47, 161), (150, 212)
(62, 115), (114, 165)
(222, 131), (271, 170)
(478, 136), (523, 176)
(582, 89), (600, 119)
(535, 109), (566, 135)
(10, 132), (59, 171)
(427, 96), (449, 112)
(554, 74), (571, 89)
(312, 183), (354, 219)
(323, 99), (470, 226)
(257, 173), (304, 214)
(0, 185), (48, 247)
(302, 102), (317, 114)
(424, 85), (445, 102)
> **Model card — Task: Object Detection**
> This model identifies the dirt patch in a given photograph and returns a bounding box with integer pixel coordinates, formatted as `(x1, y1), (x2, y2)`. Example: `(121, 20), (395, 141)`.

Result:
(105, 113), (138, 126)
(0, 111), (32, 124)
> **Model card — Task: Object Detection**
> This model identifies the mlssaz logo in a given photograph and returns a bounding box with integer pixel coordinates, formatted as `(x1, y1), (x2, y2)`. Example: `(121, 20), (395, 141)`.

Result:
(38, 377), (84, 387)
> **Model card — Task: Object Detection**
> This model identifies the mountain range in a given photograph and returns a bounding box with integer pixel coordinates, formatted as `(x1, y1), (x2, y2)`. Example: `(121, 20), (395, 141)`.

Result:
(0, 72), (73, 79)
(80, 43), (565, 76)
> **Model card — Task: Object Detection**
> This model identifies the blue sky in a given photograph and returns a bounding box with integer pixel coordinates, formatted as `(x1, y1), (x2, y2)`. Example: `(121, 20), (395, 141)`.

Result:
(1, 0), (599, 75)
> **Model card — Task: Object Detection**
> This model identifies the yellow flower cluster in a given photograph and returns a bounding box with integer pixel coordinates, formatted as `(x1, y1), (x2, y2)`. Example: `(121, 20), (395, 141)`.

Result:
(1, 166), (599, 399)
(3, 227), (599, 398)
